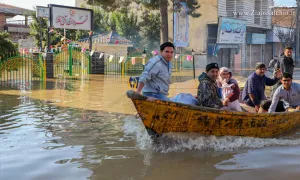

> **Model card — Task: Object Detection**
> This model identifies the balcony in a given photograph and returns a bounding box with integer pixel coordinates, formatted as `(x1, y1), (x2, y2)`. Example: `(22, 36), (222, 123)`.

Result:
(4, 23), (30, 33)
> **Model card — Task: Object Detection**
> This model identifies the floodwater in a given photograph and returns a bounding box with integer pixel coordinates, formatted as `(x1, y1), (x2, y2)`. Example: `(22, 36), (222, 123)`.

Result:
(1, 69), (300, 180)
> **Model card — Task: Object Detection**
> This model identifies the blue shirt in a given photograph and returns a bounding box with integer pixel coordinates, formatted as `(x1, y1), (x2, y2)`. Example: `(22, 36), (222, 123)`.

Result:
(242, 72), (279, 106)
(268, 82), (300, 112)
(139, 55), (172, 95)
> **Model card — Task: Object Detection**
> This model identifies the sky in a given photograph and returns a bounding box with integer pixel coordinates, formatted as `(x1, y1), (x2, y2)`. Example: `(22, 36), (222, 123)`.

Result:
(0, 0), (75, 10)
(1, 0), (296, 11)
(275, 0), (296, 6)
(1, 0), (297, 22)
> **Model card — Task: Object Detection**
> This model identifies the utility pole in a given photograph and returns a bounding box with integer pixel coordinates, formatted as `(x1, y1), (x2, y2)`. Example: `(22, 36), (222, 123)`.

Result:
(64, 28), (66, 44)
(296, 0), (300, 64)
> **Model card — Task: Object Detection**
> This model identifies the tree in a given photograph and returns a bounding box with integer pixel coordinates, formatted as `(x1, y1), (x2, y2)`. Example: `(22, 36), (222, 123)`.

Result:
(111, 8), (142, 47)
(92, 7), (111, 33)
(139, 11), (161, 50)
(88, 0), (201, 43)
(135, 0), (201, 42)
(0, 32), (18, 58)
(29, 15), (48, 49)
(273, 26), (295, 48)
(87, 0), (132, 11)
(272, 7), (297, 48)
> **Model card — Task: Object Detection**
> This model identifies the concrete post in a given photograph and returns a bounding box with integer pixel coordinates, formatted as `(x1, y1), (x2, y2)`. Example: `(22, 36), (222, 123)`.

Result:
(45, 53), (54, 78)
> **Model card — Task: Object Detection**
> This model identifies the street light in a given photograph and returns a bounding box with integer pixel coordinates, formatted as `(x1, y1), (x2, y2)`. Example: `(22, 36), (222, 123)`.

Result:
(142, 49), (147, 70)
(142, 48), (147, 58)
(192, 49), (196, 79)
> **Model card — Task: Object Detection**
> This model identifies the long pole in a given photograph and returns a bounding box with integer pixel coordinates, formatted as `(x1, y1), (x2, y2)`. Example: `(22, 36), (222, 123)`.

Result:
(38, 17), (43, 51)
(64, 28), (66, 44)
(47, 27), (51, 52)
(89, 31), (93, 51)
(47, 4), (51, 53)
(192, 55), (195, 79)
(296, 0), (300, 64)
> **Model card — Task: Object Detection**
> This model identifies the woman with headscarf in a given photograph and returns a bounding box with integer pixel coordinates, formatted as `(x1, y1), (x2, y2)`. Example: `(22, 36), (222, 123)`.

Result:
(217, 67), (242, 111)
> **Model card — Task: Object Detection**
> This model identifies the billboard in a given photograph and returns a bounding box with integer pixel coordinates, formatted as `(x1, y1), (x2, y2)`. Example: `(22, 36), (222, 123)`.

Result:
(36, 6), (50, 18)
(174, 2), (189, 47)
(217, 17), (247, 44)
(251, 33), (266, 44)
(50, 5), (93, 30)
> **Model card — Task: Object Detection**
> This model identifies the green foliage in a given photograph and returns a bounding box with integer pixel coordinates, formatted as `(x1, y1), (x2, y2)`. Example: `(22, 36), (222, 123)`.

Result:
(0, 32), (18, 57)
(29, 14), (48, 48)
(139, 11), (161, 50)
(87, 0), (132, 11)
(93, 7), (111, 33)
(111, 8), (142, 47)
(136, 0), (201, 17)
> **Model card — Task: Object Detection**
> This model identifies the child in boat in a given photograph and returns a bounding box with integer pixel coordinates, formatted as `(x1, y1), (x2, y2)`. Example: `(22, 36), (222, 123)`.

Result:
(217, 67), (242, 111)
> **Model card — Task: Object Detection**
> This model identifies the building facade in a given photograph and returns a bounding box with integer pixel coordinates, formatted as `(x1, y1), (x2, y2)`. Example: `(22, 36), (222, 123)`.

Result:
(216, 0), (273, 69)
(0, 3), (32, 42)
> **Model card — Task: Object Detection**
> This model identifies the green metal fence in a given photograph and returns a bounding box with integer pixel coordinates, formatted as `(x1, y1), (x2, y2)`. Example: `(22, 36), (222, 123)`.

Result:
(123, 52), (185, 74)
(123, 52), (152, 75)
(0, 52), (45, 86)
(104, 53), (123, 75)
(53, 46), (90, 78)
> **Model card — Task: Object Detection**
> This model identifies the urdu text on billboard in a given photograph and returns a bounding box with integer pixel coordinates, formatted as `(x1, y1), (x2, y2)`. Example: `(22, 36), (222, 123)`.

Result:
(217, 17), (247, 44)
(50, 5), (92, 31)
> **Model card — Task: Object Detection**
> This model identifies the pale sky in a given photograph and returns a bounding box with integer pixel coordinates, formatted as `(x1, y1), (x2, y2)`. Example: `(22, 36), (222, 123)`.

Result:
(1, 0), (296, 22)
(1, 0), (296, 11)
(0, 0), (75, 10)
(0, 0), (75, 21)
(275, 0), (296, 6)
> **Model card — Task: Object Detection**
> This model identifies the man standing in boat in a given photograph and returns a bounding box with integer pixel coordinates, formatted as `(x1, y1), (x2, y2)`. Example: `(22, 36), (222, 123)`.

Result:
(242, 62), (282, 112)
(136, 42), (175, 101)
(271, 47), (295, 98)
(197, 63), (223, 109)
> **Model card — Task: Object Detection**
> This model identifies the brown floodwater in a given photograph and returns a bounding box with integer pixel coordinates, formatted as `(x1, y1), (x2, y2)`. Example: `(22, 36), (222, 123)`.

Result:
(1, 69), (300, 180)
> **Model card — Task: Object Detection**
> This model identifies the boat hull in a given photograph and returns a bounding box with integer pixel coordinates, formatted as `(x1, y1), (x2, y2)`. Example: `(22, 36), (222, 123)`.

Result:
(127, 90), (300, 138)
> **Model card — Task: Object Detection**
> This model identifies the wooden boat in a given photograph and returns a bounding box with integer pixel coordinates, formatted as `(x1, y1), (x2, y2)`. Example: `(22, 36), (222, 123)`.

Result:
(126, 90), (300, 138)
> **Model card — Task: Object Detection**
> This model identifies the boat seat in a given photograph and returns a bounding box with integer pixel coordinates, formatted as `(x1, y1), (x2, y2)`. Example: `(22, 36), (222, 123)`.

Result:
(240, 103), (256, 113)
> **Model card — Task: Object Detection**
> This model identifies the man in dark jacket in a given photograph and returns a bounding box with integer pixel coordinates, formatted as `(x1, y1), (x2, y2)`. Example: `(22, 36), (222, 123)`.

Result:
(197, 63), (223, 109)
(271, 47), (294, 97)
(242, 62), (282, 112)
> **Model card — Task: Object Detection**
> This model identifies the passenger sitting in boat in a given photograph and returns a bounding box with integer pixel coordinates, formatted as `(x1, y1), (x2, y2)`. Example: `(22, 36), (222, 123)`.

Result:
(260, 72), (300, 113)
(197, 63), (223, 109)
(136, 42), (175, 101)
(217, 67), (242, 111)
(242, 62), (282, 112)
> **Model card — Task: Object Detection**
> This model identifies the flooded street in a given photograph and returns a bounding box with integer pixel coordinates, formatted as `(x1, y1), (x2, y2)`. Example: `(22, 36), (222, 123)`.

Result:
(1, 69), (300, 180)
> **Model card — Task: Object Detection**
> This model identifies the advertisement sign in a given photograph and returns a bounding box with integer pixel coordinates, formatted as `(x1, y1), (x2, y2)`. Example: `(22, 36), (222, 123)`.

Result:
(50, 5), (93, 30)
(173, 2), (189, 47)
(217, 17), (247, 44)
(7, 27), (30, 33)
(36, 6), (50, 18)
(251, 33), (266, 44)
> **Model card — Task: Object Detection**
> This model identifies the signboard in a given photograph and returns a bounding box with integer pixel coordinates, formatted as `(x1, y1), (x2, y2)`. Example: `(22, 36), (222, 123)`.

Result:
(50, 5), (93, 30)
(173, 2), (189, 47)
(217, 17), (247, 44)
(251, 33), (266, 44)
(36, 6), (50, 18)
(7, 27), (30, 33)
